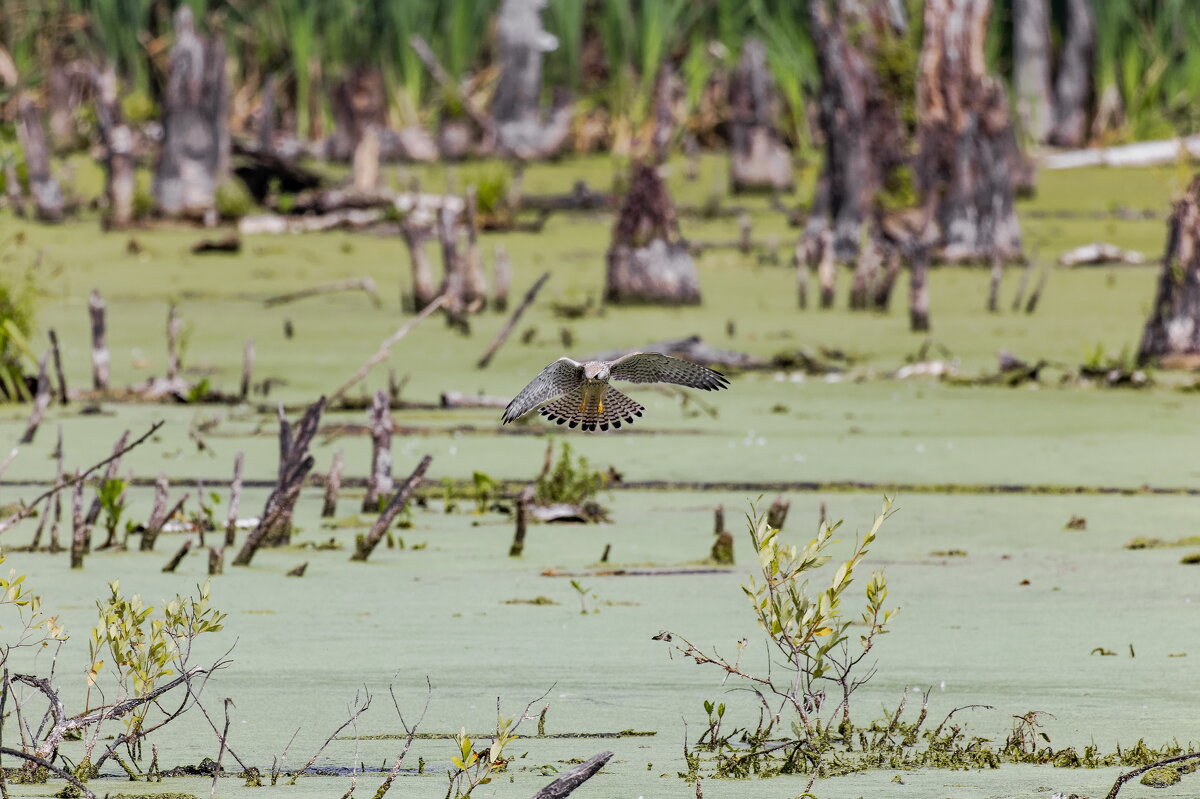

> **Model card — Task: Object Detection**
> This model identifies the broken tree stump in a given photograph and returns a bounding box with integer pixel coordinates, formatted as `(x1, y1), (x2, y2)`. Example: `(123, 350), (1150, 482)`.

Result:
(140, 473), (171, 551)
(322, 450), (344, 518)
(352, 455), (433, 562)
(1048, 0), (1094, 148)
(224, 452), (244, 546)
(70, 474), (87, 569)
(711, 505), (733, 565)
(19, 354), (50, 445)
(402, 215), (439, 312)
(89, 290), (110, 390)
(604, 163), (700, 306)
(916, 0), (1024, 262)
(491, 0), (570, 160)
(766, 496), (790, 531)
(93, 64), (135, 228)
(208, 546), (224, 576)
(728, 39), (794, 194)
(154, 6), (229, 220)
(492, 244), (512, 312)
(240, 340), (254, 400)
(509, 485), (534, 558)
(530, 751), (613, 799)
(47, 329), (67, 405)
(162, 539), (192, 573)
(1138, 175), (1200, 364)
(17, 96), (64, 222)
(234, 397), (325, 565)
(362, 391), (394, 512)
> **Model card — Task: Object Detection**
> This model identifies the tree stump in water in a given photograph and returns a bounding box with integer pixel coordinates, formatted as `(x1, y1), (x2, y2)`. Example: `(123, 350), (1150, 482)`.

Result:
(728, 39), (793, 194)
(154, 7), (229, 220)
(1013, 0), (1053, 144)
(805, 0), (910, 260)
(491, 0), (570, 159)
(93, 66), (135, 228)
(916, 0), (1024, 263)
(17, 96), (64, 222)
(1048, 0), (1094, 148)
(328, 66), (387, 164)
(604, 163), (700, 306)
(1138, 176), (1200, 364)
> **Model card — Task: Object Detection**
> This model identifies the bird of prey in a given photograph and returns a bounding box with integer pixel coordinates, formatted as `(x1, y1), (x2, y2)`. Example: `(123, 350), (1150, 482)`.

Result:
(501, 353), (729, 431)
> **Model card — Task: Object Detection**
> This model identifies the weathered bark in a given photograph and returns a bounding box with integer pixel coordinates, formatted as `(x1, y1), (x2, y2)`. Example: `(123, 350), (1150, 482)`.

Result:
(70, 475), (87, 569)
(509, 485), (534, 557)
(491, 0), (569, 159)
(909, 244), (931, 331)
(19, 354), (50, 445)
(321, 450), (344, 518)
(47, 329), (67, 405)
(805, 0), (909, 260)
(766, 496), (790, 531)
(1013, 0), (1054, 143)
(437, 203), (476, 322)
(401, 216), (439, 312)
(93, 65), (136, 228)
(1048, 0), (1095, 148)
(140, 473), (172, 552)
(651, 63), (684, 164)
(530, 751), (613, 799)
(208, 546), (224, 575)
(352, 455), (433, 562)
(88, 290), (109, 390)
(916, 0), (1024, 262)
(161, 540), (192, 573)
(234, 397), (325, 564)
(154, 7), (229, 219)
(352, 125), (381, 193)
(362, 391), (394, 512)
(605, 163), (700, 306)
(224, 452), (244, 546)
(1138, 176), (1200, 364)
(729, 39), (794, 194)
(16, 97), (64, 222)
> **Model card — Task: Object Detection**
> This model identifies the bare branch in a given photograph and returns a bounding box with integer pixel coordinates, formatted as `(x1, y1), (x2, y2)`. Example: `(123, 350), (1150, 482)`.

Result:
(290, 689), (372, 784)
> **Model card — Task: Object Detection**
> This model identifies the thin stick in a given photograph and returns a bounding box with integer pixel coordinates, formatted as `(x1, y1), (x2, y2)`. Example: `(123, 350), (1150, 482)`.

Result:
(264, 277), (382, 308)
(166, 304), (181, 382)
(224, 452), (244, 546)
(161, 539), (192, 572)
(329, 296), (446, 405)
(351, 456), (433, 562)
(289, 691), (372, 785)
(0, 747), (95, 799)
(47, 329), (67, 404)
(0, 449), (17, 482)
(1025, 268), (1048, 313)
(85, 429), (130, 526)
(240, 340), (254, 400)
(477, 271), (550, 369)
(0, 421), (164, 536)
(18, 354), (50, 445)
(370, 677), (432, 799)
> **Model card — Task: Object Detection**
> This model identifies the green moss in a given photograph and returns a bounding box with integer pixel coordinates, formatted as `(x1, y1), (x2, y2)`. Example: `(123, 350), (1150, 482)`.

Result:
(215, 179), (255, 220)
(1140, 765), (1183, 787)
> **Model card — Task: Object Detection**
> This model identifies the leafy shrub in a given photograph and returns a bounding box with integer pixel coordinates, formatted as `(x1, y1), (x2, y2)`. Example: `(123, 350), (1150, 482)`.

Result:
(534, 441), (607, 506)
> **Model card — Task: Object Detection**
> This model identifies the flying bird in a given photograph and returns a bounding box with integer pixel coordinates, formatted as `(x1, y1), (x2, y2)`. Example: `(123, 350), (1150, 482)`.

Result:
(501, 353), (729, 431)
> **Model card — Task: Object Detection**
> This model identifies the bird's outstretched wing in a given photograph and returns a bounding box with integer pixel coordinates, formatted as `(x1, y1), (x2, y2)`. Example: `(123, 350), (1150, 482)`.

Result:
(608, 352), (729, 390)
(502, 358), (584, 423)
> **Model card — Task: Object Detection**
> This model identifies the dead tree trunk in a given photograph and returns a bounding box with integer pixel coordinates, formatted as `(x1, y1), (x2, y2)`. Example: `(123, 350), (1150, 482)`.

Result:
(208, 546), (224, 575)
(766, 496), (791, 531)
(19, 354), (50, 445)
(17, 96), (64, 222)
(234, 397), (325, 565)
(88, 290), (109, 390)
(166, 305), (182, 382)
(140, 473), (171, 551)
(909, 243), (931, 331)
(362, 391), (394, 512)
(224, 451), (244, 546)
(604, 163), (700, 306)
(491, 0), (569, 159)
(463, 187), (488, 307)
(401, 216), (439, 312)
(492, 244), (512, 312)
(154, 6), (229, 220)
(1013, 0), (1054, 143)
(93, 65), (136, 228)
(916, 0), (1024, 263)
(48, 329), (67, 405)
(805, 0), (910, 260)
(1048, 0), (1095, 148)
(351, 455), (433, 562)
(240, 339), (254, 400)
(509, 485), (534, 557)
(1138, 175), (1200, 364)
(729, 39), (793, 194)
(84, 429), (130, 530)
(162, 540), (192, 573)
(322, 450), (344, 518)
(70, 475), (87, 569)
(328, 66), (388, 162)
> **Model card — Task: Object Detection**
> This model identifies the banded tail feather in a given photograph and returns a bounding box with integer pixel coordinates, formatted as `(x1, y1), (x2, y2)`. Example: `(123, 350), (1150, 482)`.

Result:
(538, 386), (645, 432)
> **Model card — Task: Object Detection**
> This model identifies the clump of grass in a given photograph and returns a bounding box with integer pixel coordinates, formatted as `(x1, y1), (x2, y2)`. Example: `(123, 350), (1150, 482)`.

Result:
(215, 180), (255, 220)
(535, 441), (608, 506)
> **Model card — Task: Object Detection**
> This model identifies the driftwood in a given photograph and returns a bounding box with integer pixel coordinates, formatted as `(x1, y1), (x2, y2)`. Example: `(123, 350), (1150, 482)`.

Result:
(329, 296), (446, 405)
(224, 452), (244, 546)
(16, 96), (64, 222)
(1138, 175), (1200, 363)
(529, 503), (607, 524)
(478, 271), (550, 368)
(321, 450), (344, 518)
(362, 391), (394, 512)
(239, 209), (383, 234)
(264, 277), (381, 307)
(88, 290), (110, 390)
(530, 751), (612, 799)
(1043, 136), (1200, 170)
(521, 182), (612, 214)
(1058, 242), (1147, 266)
(605, 163), (700, 306)
(440, 392), (509, 409)
(155, 7), (228, 220)
(234, 397), (326, 565)
(583, 335), (768, 370)
(19, 354), (50, 444)
(351, 455), (433, 562)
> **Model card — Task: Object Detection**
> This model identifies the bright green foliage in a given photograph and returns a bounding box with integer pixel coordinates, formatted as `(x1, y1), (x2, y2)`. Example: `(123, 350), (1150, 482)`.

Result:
(534, 441), (607, 506)
(215, 180), (255, 220)
(95, 477), (128, 544)
(471, 470), (496, 514)
(0, 270), (37, 403)
(446, 712), (519, 798)
(88, 580), (226, 730)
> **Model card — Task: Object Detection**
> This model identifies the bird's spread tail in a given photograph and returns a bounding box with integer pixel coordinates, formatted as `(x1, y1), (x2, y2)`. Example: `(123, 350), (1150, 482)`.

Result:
(539, 386), (644, 432)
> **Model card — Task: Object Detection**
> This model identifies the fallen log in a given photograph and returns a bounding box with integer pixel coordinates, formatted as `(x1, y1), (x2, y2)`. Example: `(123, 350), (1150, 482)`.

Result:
(1058, 242), (1148, 266)
(239, 209), (384, 235)
(530, 751), (612, 799)
(264, 277), (382, 307)
(351, 455), (433, 562)
(191, 235), (241, 254)
(1042, 135), (1200, 170)
(439, 392), (509, 409)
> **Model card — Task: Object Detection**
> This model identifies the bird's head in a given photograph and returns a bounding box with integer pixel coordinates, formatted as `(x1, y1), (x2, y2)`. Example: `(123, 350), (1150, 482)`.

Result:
(583, 362), (609, 381)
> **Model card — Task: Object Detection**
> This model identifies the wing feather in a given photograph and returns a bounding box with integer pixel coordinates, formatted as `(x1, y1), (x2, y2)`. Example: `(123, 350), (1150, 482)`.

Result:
(501, 358), (583, 423)
(608, 352), (730, 391)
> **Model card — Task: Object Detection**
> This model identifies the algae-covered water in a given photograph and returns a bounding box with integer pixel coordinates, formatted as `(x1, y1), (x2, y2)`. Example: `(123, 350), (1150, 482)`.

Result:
(0, 157), (1198, 798)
